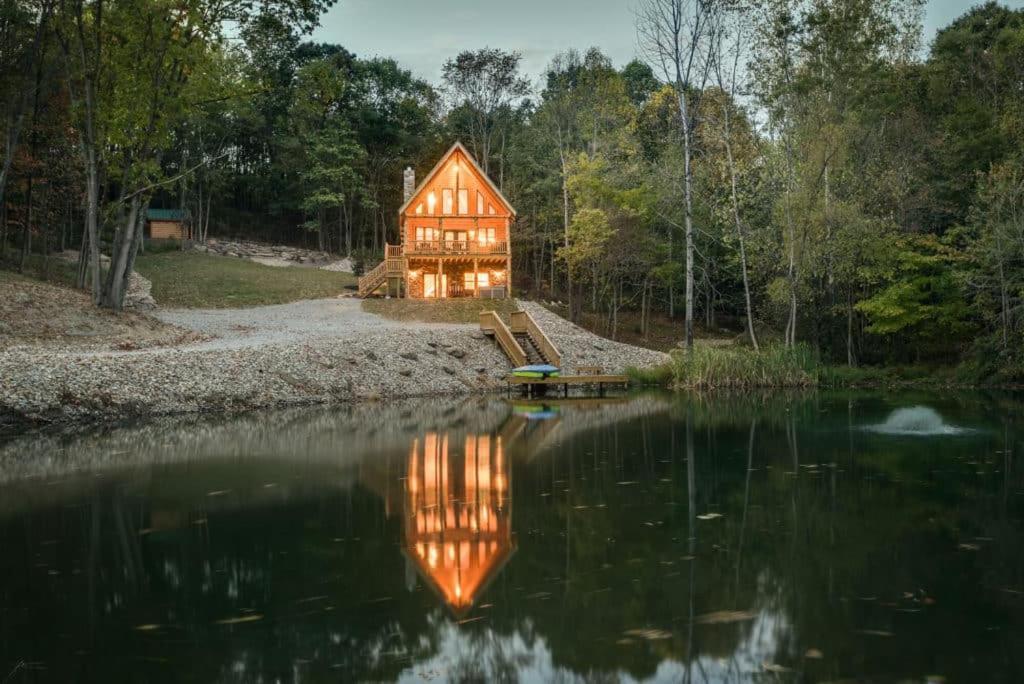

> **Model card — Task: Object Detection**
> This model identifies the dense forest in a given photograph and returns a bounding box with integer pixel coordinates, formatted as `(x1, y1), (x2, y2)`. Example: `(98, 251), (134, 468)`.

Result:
(2, 0), (1024, 377)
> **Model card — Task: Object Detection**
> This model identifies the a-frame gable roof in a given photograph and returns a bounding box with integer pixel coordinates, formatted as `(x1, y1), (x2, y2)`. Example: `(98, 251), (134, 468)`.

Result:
(398, 141), (516, 217)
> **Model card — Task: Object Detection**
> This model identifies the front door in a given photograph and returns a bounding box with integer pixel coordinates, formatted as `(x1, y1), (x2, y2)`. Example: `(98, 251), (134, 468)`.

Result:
(423, 273), (448, 298)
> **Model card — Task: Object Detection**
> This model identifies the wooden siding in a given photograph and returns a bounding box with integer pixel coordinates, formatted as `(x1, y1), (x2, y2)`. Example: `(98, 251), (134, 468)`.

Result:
(396, 142), (515, 299)
(150, 220), (185, 240)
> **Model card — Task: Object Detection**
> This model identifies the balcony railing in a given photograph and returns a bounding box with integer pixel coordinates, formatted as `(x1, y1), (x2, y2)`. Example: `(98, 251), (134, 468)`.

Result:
(405, 240), (508, 256)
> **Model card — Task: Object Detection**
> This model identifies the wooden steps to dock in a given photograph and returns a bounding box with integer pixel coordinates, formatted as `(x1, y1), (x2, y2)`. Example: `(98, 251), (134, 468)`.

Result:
(479, 308), (629, 395)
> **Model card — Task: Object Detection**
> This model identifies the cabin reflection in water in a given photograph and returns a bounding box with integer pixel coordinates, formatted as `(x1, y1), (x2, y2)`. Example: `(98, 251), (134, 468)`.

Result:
(403, 432), (514, 614)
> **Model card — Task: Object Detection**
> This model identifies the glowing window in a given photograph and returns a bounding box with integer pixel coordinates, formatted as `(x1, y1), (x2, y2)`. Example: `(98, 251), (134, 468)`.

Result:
(477, 191), (484, 214)
(458, 189), (469, 215)
(442, 188), (453, 215)
(428, 192), (436, 214)
(488, 204), (496, 215)
(416, 203), (423, 215)
(463, 273), (475, 291)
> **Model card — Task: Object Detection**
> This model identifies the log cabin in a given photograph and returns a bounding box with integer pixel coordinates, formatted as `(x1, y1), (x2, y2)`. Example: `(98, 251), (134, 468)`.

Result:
(359, 142), (514, 298)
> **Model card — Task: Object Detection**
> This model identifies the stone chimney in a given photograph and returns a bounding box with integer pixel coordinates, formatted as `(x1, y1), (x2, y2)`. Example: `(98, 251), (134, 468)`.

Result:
(403, 167), (415, 203)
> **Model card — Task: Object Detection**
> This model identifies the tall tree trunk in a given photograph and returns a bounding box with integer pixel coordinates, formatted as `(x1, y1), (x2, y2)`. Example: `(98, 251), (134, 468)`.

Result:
(100, 194), (142, 310)
(679, 89), (695, 351)
(846, 290), (856, 367)
(0, 201), (7, 259)
(559, 150), (574, 321)
(997, 232), (1010, 349)
(783, 125), (798, 348)
(721, 112), (759, 350)
(19, 176), (33, 271)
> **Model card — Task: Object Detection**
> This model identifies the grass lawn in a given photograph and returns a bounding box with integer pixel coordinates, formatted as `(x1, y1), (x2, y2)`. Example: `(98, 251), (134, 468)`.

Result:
(0, 253), (78, 288)
(361, 297), (518, 324)
(135, 252), (357, 308)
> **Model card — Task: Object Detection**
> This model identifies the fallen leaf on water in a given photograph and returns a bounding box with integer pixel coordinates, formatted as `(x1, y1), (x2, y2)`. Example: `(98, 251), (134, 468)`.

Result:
(694, 610), (756, 625)
(857, 629), (894, 637)
(616, 481), (639, 486)
(697, 513), (723, 520)
(207, 490), (230, 497)
(762, 662), (792, 673)
(624, 628), (672, 641)
(616, 638), (635, 646)
(215, 614), (264, 625)
(958, 543), (981, 551)
(804, 648), (824, 659)
(134, 624), (161, 632)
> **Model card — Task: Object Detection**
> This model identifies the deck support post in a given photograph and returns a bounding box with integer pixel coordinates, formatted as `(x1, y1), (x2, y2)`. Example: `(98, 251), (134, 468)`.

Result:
(473, 258), (479, 298)
(438, 257), (443, 299)
(506, 255), (512, 299)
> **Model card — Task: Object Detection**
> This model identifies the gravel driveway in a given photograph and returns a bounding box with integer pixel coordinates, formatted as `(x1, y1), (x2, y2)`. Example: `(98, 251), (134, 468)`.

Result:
(153, 297), (472, 350)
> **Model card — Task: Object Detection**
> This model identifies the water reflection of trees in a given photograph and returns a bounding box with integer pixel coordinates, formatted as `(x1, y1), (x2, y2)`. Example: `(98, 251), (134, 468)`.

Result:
(2, 392), (1024, 681)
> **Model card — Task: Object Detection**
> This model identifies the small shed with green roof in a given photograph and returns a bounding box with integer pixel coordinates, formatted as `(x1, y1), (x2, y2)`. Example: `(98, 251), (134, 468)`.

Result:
(147, 208), (188, 240)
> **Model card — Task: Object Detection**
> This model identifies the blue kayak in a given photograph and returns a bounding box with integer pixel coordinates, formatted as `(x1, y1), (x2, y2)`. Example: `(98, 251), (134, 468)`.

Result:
(512, 364), (561, 378)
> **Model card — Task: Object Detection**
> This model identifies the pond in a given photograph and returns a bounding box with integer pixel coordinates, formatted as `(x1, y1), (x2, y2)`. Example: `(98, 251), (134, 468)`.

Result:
(1, 391), (1022, 682)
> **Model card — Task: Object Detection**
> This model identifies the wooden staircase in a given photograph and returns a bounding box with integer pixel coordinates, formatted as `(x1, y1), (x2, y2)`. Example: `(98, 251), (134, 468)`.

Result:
(513, 332), (547, 365)
(358, 244), (405, 297)
(480, 309), (561, 368)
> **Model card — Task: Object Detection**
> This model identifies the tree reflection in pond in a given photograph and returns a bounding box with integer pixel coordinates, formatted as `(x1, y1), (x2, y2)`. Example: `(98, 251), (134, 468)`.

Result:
(1, 392), (1023, 682)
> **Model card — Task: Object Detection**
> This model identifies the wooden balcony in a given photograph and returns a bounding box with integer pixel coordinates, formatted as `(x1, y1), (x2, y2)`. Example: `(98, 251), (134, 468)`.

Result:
(404, 240), (508, 256)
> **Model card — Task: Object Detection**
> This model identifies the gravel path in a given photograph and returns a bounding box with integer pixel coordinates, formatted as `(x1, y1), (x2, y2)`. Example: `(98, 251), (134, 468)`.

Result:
(152, 298), (471, 351)
(1, 298), (669, 430)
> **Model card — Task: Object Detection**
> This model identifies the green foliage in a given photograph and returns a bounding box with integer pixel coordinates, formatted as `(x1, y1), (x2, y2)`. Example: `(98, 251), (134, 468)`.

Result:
(854, 236), (973, 356)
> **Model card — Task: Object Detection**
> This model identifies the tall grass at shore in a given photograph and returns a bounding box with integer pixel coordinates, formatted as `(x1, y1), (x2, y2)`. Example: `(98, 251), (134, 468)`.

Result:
(629, 344), (819, 390)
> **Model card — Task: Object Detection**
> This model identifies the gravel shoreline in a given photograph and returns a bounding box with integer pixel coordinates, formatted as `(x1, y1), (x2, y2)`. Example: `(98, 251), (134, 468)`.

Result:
(1, 299), (669, 431)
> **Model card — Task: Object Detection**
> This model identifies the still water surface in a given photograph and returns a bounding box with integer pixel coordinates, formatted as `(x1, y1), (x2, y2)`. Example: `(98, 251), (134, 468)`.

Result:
(1, 391), (1023, 682)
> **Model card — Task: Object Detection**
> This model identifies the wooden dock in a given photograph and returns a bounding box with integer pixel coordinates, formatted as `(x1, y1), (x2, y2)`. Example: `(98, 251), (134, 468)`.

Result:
(506, 374), (629, 397)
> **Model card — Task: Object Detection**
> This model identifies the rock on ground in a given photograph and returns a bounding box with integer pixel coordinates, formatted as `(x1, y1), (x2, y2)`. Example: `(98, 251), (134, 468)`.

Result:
(0, 328), (510, 429)
(196, 239), (333, 267)
(320, 257), (354, 273)
(126, 271), (156, 309)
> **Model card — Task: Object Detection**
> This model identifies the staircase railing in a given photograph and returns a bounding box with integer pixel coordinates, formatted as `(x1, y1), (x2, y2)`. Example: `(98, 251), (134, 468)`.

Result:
(509, 310), (561, 367)
(358, 259), (388, 296)
(480, 311), (527, 367)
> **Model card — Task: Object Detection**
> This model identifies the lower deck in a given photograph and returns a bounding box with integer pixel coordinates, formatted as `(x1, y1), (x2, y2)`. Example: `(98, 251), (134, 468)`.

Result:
(404, 256), (510, 299)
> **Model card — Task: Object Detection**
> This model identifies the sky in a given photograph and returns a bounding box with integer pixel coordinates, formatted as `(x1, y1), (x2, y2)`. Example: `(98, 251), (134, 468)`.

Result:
(313, 0), (1024, 85)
